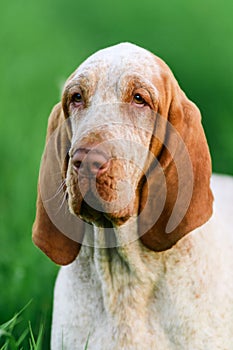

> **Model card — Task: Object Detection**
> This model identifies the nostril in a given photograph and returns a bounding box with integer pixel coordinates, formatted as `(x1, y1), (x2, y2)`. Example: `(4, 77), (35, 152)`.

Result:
(72, 150), (85, 173)
(73, 160), (82, 170)
(99, 161), (109, 173)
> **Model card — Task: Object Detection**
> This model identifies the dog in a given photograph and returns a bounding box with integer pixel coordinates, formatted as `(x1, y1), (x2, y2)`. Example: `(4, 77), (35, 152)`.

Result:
(33, 43), (233, 349)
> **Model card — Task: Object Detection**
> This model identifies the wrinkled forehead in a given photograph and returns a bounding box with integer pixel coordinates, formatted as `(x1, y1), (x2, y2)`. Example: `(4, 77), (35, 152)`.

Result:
(69, 43), (161, 84)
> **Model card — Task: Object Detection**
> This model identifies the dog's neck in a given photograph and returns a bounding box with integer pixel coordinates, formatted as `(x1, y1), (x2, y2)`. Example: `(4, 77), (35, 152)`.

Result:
(80, 221), (164, 344)
(82, 220), (164, 314)
(74, 220), (214, 347)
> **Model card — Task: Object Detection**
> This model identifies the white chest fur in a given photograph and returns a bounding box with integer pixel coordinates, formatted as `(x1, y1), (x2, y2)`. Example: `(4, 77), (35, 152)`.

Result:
(51, 208), (233, 350)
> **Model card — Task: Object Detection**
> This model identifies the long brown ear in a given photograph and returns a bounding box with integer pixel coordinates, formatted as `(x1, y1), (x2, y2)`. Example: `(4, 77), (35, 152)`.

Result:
(139, 87), (214, 251)
(32, 103), (82, 265)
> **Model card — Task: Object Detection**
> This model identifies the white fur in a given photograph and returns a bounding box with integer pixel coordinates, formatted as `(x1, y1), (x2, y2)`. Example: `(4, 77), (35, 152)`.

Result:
(52, 175), (233, 350)
(51, 44), (233, 349)
(72, 42), (161, 82)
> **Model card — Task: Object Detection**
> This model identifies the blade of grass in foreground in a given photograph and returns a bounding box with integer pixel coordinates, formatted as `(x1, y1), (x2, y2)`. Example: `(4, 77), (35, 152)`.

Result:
(84, 332), (90, 350)
(0, 301), (43, 350)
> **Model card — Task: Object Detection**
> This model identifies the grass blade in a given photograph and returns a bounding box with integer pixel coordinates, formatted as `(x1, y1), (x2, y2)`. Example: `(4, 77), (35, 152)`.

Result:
(84, 332), (90, 350)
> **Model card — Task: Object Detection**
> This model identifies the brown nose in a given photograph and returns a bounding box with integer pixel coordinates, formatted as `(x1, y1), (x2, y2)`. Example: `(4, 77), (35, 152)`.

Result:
(72, 148), (109, 177)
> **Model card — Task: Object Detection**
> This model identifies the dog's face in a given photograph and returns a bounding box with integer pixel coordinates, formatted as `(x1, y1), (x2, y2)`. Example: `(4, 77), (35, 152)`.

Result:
(63, 44), (164, 227)
(33, 43), (213, 265)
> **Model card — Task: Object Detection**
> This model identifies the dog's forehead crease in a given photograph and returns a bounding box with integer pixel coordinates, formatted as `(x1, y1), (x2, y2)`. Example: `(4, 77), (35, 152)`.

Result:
(71, 42), (161, 83)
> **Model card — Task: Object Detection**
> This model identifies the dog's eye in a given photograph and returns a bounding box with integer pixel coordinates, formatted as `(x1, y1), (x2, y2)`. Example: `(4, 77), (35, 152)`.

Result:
(133, 93), (146, 105)
(72, 93), (83, 104)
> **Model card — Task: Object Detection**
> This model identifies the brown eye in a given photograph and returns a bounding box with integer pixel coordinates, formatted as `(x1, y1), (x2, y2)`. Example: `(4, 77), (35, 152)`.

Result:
(133, 93), (146, 105)
(72, 92), (83, 103)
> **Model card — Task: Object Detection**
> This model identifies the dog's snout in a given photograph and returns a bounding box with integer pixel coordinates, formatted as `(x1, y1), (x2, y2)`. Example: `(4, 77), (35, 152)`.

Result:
(72, 148), (109, 177)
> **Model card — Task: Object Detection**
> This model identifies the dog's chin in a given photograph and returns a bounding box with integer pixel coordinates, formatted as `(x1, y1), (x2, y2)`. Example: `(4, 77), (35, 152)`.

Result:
(69, 193), (133, 227)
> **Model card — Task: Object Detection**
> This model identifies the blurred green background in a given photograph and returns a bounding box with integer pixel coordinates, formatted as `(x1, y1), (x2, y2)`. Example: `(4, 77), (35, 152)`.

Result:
(0, 0), (232, 348)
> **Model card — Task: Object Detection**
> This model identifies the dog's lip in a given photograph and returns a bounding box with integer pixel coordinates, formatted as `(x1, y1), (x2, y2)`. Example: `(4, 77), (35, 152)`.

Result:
(79, 198), (112, 227)
(77, 195), (130, 227)
(79, 200), (104, 225)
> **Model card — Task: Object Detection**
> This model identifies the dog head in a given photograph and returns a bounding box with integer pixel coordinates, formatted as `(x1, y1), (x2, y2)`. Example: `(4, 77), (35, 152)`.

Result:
(33, 43), (213, 264)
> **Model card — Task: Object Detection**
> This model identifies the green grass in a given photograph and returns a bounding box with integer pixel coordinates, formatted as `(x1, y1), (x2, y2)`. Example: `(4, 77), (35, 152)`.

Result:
(0, 304), (91, 350)
(0, 303), (43, 350)
(0, 0), (233, 349)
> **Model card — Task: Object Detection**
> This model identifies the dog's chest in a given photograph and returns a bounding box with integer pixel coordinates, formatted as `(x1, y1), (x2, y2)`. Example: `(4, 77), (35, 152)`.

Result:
(53, 245), (169, 349)
(52, 230), (232, 350)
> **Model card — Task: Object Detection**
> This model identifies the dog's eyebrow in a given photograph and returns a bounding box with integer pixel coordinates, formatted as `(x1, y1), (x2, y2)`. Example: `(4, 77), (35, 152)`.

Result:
(65, 75), (90, 90)
(64, 82), (83, 91)
(118, 74), (159, 107)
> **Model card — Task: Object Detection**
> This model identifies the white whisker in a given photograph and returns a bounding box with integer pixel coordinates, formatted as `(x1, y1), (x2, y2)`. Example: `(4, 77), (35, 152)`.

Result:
(43, 179), (66, 203)
(54, 190), (68, 216)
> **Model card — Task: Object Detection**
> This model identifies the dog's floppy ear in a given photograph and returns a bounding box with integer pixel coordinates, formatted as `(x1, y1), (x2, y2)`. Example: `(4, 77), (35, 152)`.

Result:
(32, 103), (83, 265)
(139, 85), (214, 251)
